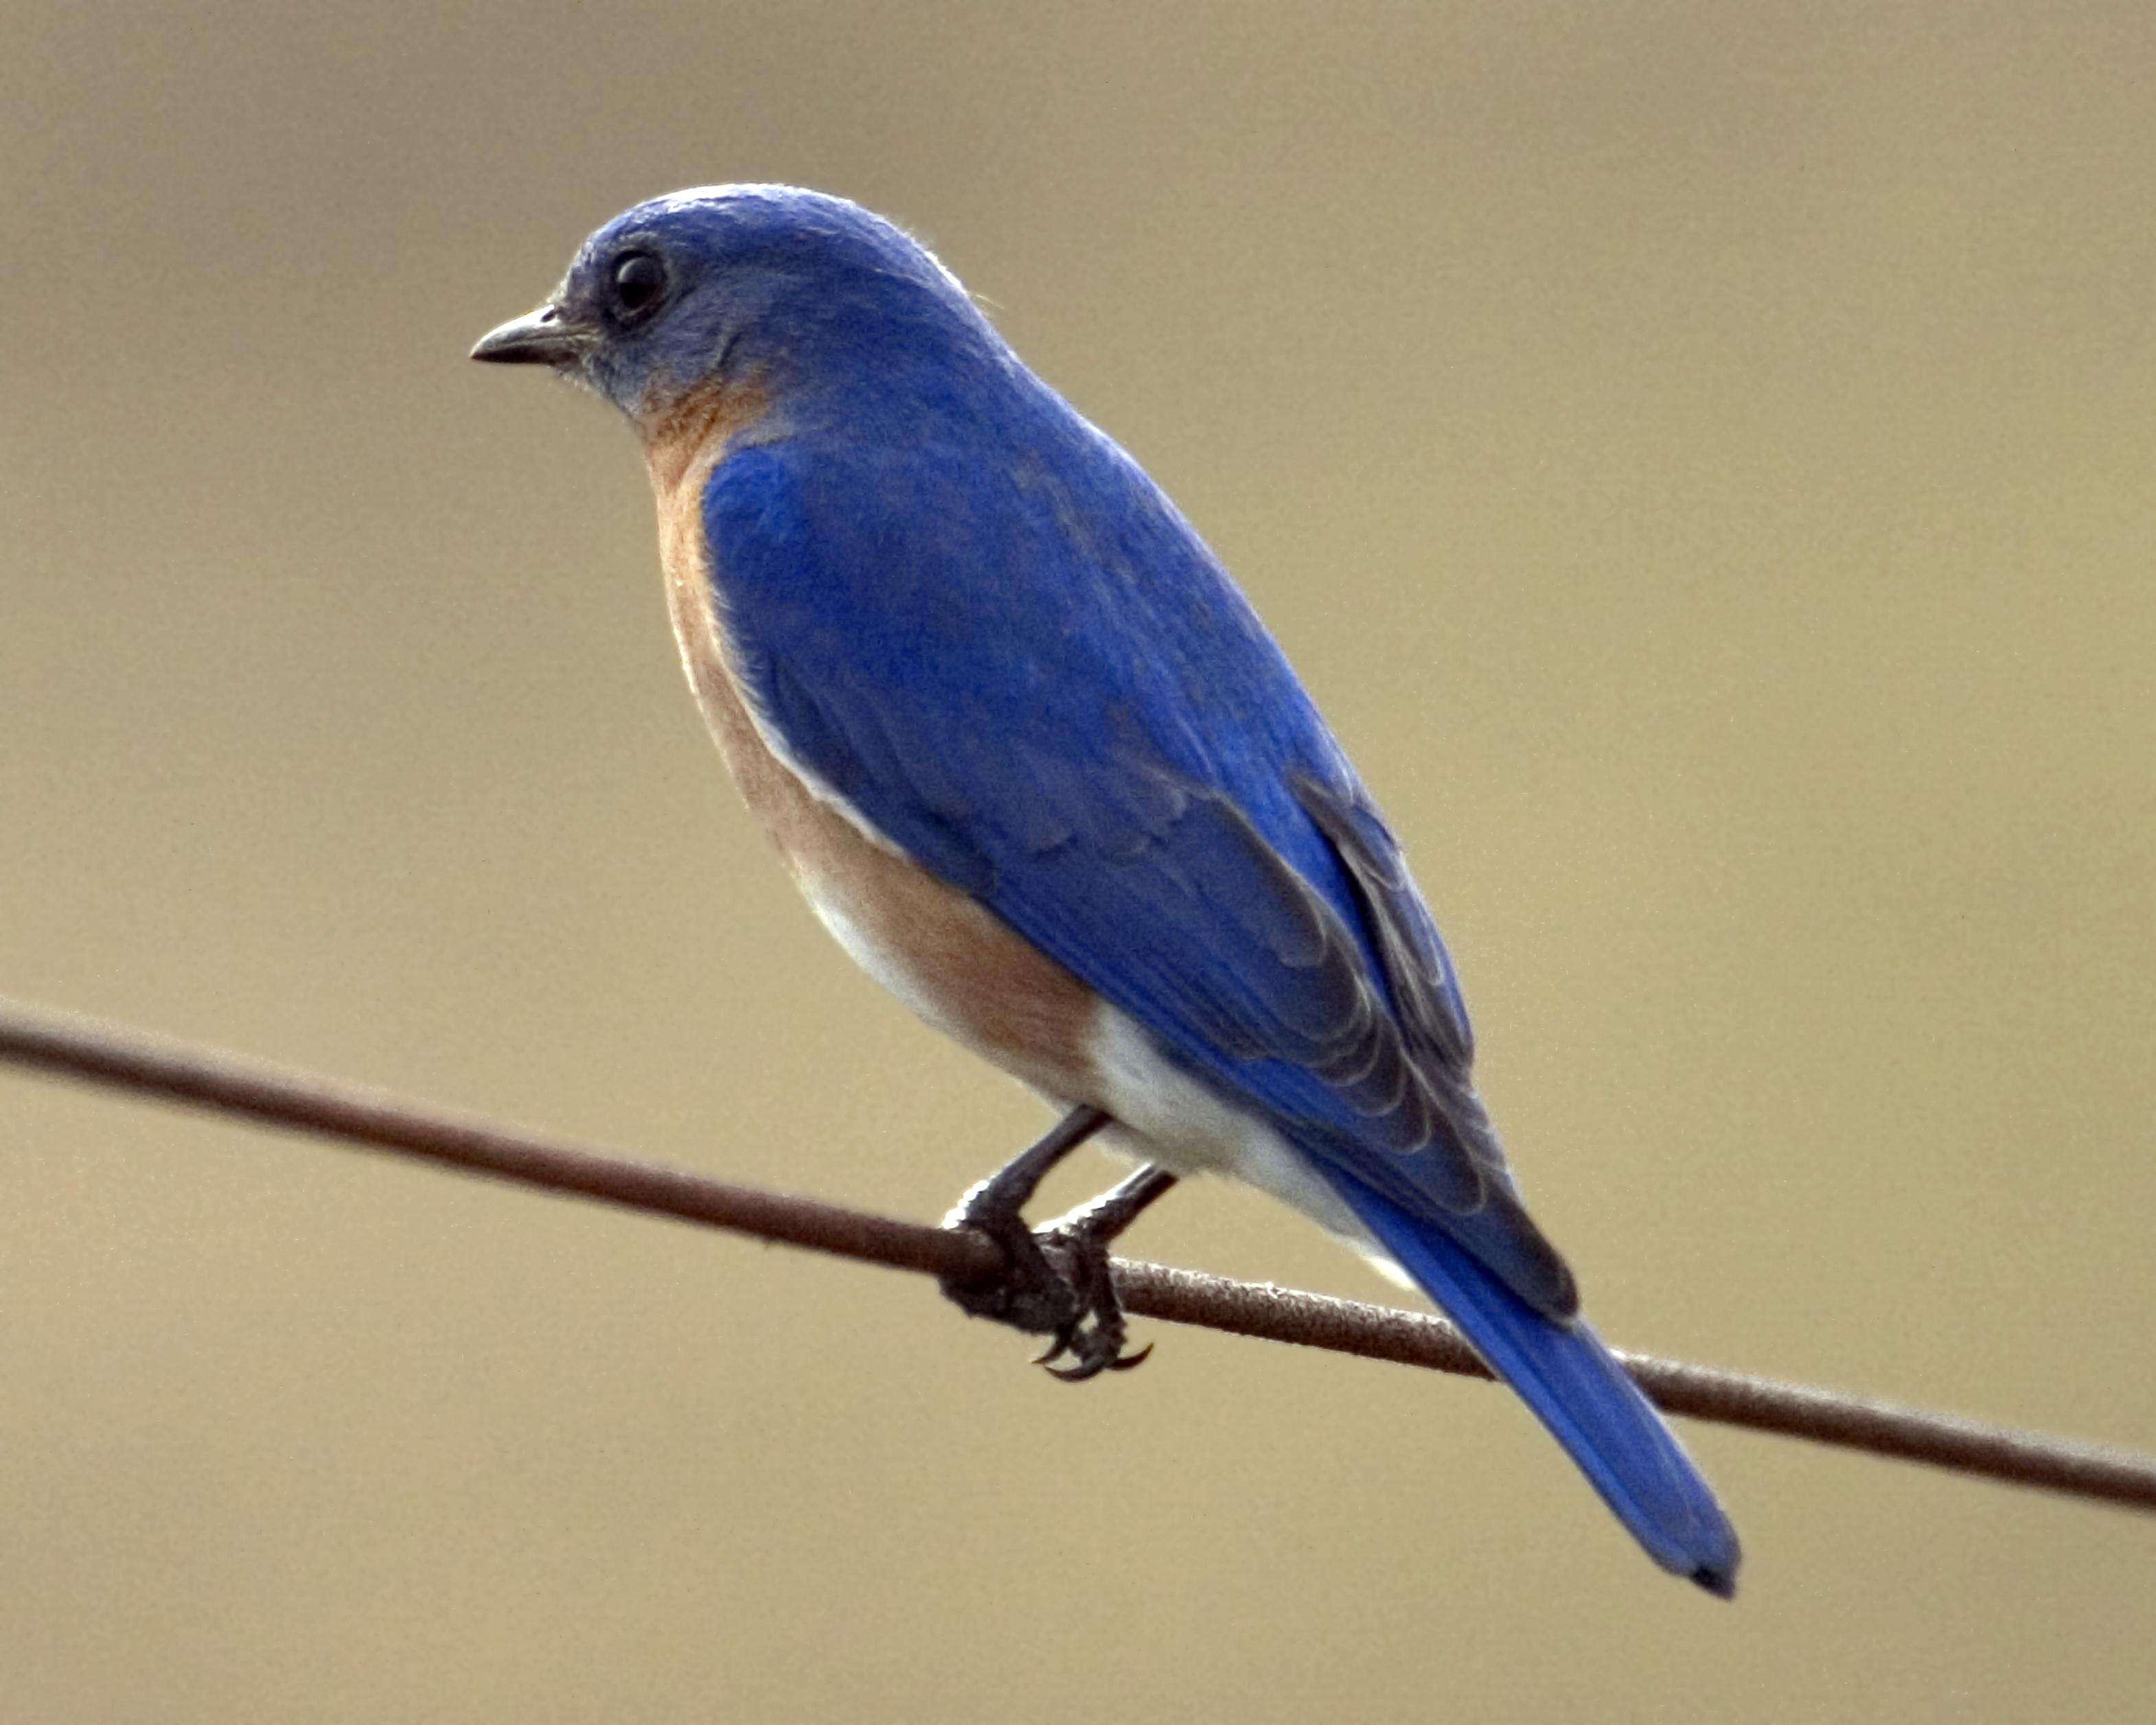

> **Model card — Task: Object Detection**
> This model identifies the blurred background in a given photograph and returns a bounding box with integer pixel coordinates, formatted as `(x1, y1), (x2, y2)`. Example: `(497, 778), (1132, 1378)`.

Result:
(4, 3), (2153, 1719)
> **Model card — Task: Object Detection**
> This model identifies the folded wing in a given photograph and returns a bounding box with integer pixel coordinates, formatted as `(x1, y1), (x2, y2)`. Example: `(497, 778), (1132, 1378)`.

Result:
(707, 440), (1576, 1318)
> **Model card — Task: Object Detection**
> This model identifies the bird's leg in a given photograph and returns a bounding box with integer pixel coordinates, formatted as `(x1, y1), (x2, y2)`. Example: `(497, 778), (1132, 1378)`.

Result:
(941, 1106), (1112, 1339)
(941, 1108), (1178, 1379)
(1031, 1165), (1180, 1382)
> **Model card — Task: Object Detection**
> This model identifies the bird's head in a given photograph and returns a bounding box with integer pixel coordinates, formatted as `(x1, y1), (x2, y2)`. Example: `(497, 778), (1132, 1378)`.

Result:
(471, 185), (997, 437)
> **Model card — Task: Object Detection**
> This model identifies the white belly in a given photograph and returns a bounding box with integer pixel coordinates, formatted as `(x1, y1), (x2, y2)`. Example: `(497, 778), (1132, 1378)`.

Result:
(1083, 1003), (1374, 1245)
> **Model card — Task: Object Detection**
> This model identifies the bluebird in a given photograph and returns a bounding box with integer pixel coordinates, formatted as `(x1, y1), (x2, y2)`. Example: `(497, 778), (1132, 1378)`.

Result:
(472, 185), (1740, 1594)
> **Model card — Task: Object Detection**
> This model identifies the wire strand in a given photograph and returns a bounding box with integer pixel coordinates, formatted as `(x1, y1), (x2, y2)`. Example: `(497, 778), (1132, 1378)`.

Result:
(4, 992), (2153, 1514)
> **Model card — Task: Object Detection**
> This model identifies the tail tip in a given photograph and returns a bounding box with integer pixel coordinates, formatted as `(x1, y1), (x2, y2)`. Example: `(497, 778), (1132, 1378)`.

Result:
(1689, 1558), (1740, 1600)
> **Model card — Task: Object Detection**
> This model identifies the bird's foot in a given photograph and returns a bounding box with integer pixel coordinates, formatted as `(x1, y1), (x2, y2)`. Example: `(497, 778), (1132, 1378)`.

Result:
(940, 1150), (1172, 1383)
(937, 1106), (1105, 1343)
(1029, 1207), (1153, 1382)
(939, 1198), (1151, 1382)
(939, 1187), (1086, 1339)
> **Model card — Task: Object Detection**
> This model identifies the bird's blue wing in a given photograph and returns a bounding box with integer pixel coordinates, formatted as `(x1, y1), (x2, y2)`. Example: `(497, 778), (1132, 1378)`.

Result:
(704, 433), (1571, 1316)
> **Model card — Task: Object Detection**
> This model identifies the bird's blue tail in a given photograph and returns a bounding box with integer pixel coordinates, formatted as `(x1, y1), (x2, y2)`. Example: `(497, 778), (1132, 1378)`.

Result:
(1320, 1166), (1741, 1596)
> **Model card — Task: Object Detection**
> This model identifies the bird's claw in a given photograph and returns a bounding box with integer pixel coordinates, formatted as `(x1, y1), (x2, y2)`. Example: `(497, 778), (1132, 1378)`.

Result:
(940, 1206), (1152, 1382)
(1030, 1222), (1153, 1382)
(1035, 1334), (1154, 1382)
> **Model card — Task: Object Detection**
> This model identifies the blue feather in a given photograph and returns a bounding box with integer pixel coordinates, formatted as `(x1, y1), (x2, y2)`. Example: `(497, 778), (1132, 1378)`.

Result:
(1318, 1163), (1741, 1594)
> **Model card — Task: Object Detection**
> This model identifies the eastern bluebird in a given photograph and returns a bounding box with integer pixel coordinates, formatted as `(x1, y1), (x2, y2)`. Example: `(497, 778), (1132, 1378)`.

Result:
(473, 185), (1740, 1594)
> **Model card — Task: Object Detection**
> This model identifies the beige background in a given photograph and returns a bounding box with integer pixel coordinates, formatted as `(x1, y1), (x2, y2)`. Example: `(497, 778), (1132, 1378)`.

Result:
(4, 4), (2153, 1720)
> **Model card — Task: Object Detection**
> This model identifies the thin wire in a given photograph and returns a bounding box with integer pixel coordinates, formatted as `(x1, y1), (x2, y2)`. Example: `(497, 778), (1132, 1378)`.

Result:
(4, 992), (2153, 1515)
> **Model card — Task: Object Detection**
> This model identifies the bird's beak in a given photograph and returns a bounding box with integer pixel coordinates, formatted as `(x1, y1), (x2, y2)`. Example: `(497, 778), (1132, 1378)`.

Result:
(470, 304), (588, 367)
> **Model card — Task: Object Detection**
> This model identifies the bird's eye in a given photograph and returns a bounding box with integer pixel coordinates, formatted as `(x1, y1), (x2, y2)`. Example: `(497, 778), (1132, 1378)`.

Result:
(609, 252), (667, 321)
